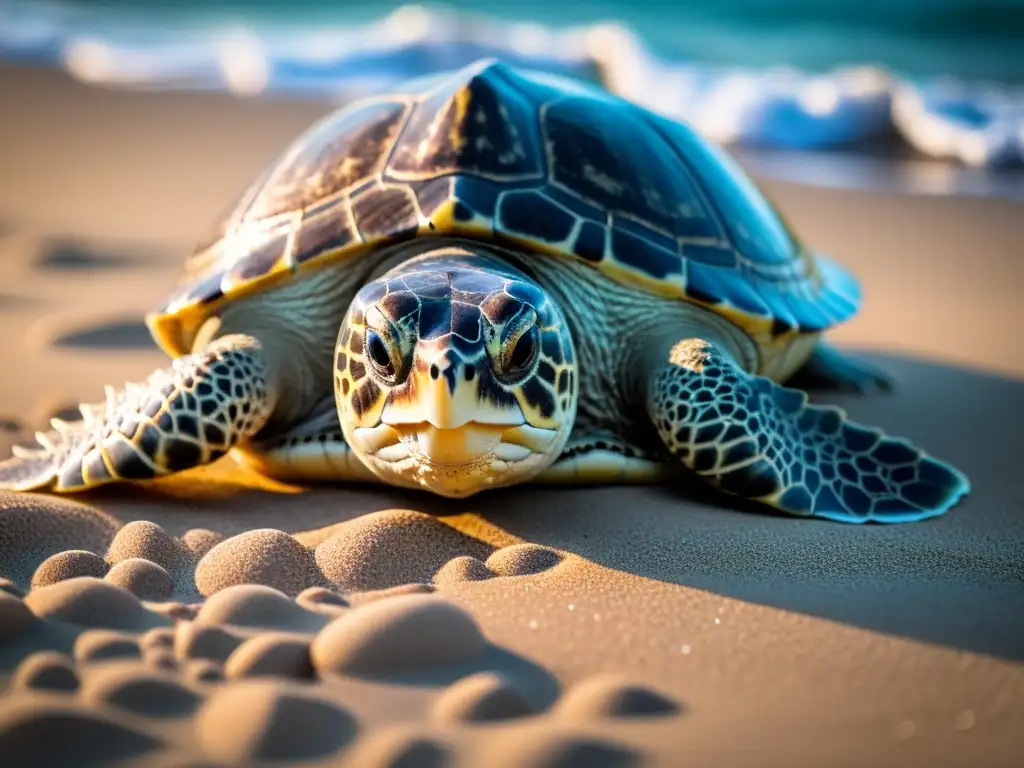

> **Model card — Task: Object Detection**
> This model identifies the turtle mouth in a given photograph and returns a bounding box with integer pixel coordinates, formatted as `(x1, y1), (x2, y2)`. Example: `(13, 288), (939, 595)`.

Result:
(350, 421), (559, 470)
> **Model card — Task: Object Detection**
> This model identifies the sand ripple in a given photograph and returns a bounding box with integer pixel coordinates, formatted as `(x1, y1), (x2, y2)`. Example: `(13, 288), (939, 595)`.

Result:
(2, 496), (566, 602)
(73, 629), (141, 664)
(0, 700), (164, 768)
(0, 493), (680, 765)
(10, 651), (78, 693)
(311, 593), (486, 677)
(79, 661), (203, 716)
(24, 577), (166, 631)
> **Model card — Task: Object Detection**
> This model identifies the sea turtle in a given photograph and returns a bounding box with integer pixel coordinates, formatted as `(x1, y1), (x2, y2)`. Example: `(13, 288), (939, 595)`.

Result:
(0, 59), (969, 522)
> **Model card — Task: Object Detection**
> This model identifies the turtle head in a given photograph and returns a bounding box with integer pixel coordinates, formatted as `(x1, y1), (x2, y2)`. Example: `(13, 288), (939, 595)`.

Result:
(334, 248), (577, 497)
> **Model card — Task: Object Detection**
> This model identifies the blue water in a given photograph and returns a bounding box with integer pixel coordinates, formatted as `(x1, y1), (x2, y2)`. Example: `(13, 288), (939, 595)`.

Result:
(2, 0), (1023, 195)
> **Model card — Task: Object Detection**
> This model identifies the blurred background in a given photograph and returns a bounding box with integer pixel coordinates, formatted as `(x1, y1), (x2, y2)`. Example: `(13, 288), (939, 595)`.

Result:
(1, 0), (1023, 199)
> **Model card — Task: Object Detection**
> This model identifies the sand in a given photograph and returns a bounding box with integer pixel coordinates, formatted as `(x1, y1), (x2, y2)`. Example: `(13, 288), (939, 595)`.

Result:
(0, 62), (1023, 767)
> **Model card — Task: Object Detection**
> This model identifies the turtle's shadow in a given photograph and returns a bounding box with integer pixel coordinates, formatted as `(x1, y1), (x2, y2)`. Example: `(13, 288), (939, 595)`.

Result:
(65, 352), (1024, 662)
(475, 351), (1024, 661)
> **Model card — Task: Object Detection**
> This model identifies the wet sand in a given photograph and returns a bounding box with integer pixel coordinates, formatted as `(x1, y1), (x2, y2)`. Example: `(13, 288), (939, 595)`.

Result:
(0, 63), (1022, 767)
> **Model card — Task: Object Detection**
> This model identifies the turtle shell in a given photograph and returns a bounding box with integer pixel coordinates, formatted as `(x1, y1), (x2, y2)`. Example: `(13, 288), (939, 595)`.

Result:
(147, 58), (861, 358)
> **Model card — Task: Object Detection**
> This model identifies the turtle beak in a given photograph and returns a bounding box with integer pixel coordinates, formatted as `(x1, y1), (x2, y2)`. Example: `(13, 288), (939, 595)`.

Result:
(384, 350), (523, 431)
(378, 348), (526, 467)
(406, 423), (506, 466)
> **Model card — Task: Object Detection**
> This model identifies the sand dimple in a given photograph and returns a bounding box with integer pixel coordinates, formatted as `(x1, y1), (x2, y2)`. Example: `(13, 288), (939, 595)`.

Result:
(310, 593), (487, 678)
(9, 652), (79, 692)
(475, 731), (641, 768)
(144, 646), (179, 673)
(24, 577), (168, 630)
(73, 629), (142, 664)
(79, 661), (203, 717)
(195, 529), (318, 597)
(0, 566), (675, 765)
(196, 681), (357, 764)
(139, 627), (175, 652)
(185, 659), (224, 684)
(345, 728), (452, 768)
(105, 557), (174, 600)
(430, 671), (534, 724)
(314, 509), (495, 591)
(555, 674), (681, 719)
(0, 509), (668, 765)
(174, 623), (246, 664)
(223, 632), (314, 680)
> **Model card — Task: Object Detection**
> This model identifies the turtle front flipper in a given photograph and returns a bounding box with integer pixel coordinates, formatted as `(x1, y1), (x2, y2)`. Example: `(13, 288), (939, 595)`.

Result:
(647, 339), (971, 523)
(0, 334), (276, 493)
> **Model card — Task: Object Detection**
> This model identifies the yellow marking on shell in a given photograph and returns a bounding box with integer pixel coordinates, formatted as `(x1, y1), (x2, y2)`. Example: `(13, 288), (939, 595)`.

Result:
(449, 84), (473, 153)
(487, 218), (826, 377)
(424, 198), (495, 240)
(157, 197), (823, 384)
(153, 239), (379, 357)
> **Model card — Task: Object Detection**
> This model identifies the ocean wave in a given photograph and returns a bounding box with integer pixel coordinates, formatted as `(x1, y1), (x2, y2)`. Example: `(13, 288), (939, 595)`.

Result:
(2, 2), (1022, 173)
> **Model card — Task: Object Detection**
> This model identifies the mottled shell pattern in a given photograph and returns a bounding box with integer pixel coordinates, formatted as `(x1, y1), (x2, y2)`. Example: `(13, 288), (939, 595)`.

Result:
(146, 58), (862, 359)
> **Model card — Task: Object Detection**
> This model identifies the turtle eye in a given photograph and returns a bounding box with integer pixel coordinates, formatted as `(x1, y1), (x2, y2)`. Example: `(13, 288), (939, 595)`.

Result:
(501, 326), (538, 379)
(365, 330), (395, 377)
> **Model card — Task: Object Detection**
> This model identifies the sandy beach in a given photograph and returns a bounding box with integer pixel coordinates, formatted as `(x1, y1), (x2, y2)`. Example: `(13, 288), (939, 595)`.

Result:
(0, 63), (1022, 767)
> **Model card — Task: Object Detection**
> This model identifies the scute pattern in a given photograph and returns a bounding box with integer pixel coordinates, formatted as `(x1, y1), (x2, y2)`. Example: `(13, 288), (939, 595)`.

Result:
(649, 340), (970, 523)
(157, 58), (863, 355)
(248, 99), (410, 221)
(386, 62), (545, 182)
(541, 96), (721, 242)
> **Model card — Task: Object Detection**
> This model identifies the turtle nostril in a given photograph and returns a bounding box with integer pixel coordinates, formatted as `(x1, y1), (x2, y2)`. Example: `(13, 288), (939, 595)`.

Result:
(429, 363), (440, 380)
(464, 364), (475, 382)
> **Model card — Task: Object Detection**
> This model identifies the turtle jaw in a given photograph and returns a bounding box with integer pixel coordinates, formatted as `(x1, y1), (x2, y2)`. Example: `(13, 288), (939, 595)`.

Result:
(348, 420), (563, 498)
(339, 341), (576, 496)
